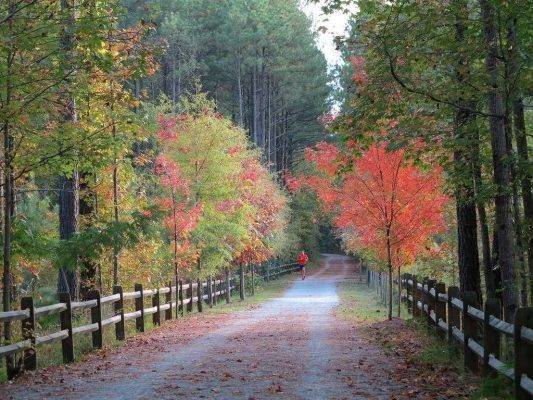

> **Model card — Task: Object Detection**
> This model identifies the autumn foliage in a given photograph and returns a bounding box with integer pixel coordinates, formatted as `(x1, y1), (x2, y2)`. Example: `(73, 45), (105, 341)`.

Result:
(290, 141), (448, 319)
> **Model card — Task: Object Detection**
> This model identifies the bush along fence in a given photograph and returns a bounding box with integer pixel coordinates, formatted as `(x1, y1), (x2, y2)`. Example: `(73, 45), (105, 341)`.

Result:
(0, 262), (298, 380)
(399, 273), (533, 399)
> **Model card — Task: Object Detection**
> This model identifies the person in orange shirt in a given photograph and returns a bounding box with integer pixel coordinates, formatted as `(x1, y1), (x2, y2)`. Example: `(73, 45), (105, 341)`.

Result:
(297, 250), (309, 280)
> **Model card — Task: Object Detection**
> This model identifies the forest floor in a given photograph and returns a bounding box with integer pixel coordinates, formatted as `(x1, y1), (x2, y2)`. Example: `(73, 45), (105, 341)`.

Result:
(0, 254), (485, 399)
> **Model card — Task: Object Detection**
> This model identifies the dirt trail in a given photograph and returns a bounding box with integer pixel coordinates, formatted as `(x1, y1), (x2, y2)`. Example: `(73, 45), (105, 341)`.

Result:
(1, 255), (412, 399)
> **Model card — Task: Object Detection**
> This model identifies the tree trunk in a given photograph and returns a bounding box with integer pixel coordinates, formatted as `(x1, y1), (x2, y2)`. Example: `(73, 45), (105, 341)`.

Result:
(453, 0), (482, 302)
(79, 174), (97, 299)
(479, 0), (517, 320)
(57, 0), (79, 301)
(2, 0), (16, 377)
(397, 266), (401, 317)
(507, 13), (532, 303)
(386, 234), (393, 320)
(236, 58), (244, 127)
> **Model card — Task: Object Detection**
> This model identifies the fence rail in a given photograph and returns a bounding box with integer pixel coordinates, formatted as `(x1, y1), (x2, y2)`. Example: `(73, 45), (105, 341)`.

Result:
(1, 262), (298, 379)
(399, 273), (533, 400)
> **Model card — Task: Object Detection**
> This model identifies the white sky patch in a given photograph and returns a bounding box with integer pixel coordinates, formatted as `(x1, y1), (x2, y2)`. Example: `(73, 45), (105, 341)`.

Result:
(299, 1), (357, 70)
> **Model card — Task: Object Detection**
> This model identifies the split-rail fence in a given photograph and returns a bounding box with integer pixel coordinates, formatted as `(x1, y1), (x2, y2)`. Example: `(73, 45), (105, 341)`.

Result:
(0, 263), (299, 380)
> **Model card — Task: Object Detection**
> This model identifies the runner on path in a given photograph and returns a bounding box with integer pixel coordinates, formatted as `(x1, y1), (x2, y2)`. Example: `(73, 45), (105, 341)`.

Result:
(297, 250), (308, 280)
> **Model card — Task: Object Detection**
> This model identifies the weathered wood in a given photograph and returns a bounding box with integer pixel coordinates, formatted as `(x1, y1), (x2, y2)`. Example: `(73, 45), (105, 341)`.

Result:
(207, 277), (213, 307)
(134, 283), (144, 332)
(35, 303), (67, 317)
(448, 286), (460, 346)
(187, 279), (193, 313)
(197, 280), (203, 313)
(152, 288), (160, 326)
(21, 297), (36, 371)
(58, 292), (74, 363)
(178, 279), (184, 317)
(0, 309), (30, 322)
(434, 282), (446, 339)
(113, 286), (125, 340)
(483, 298), (501, 376)
(239, 267), (245, 301)
(463, 291), (480, 372)
(225, 268), (231, 304)
(515, 307), (533, 399)
(412, 277), (420, 318)
(165, 282), (172, 321)
(89, 290), (102, 348)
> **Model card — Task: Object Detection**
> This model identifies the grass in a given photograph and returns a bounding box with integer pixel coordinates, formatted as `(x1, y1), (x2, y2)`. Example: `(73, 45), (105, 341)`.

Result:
(335, 278), (409, 324)
(1, 269), (300, 383)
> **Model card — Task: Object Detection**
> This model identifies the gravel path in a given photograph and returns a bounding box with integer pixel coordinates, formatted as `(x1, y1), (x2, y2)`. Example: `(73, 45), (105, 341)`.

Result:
(1, 255), (412, 400)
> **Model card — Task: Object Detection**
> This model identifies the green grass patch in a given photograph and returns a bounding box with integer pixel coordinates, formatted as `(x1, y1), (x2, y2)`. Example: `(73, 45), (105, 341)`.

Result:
(335, 278), (408, 324)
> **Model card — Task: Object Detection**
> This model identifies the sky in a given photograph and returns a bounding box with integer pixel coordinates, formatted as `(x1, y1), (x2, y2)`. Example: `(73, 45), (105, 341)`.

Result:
(299, 1), (357, 69)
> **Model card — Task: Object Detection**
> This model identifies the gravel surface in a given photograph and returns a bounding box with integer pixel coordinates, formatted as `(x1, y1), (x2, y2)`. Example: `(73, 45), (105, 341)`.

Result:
(1, 255), (415, 399)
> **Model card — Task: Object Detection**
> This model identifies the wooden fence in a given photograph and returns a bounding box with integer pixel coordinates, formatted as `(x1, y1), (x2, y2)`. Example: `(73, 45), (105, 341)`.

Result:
(399, 273), (533, 399)
(0, 263), (298, 380)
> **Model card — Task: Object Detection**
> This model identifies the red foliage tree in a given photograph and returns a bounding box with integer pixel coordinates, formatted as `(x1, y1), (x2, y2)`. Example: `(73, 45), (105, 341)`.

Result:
(298, 142), (448, 320)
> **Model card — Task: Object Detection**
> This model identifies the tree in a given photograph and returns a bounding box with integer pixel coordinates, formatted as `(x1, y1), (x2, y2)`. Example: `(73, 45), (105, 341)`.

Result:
(296, 142), (448, 320)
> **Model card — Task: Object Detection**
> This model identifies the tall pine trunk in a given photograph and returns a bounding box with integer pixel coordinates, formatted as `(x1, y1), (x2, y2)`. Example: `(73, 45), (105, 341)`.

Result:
(479, 0), (517, 320)
(57, 0), (80, 300)
(453, 0), (482, 301)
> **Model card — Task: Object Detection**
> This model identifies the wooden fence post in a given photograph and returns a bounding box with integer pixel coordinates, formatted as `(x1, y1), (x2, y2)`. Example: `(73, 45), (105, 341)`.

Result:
(251, 266), (255, 296)
(225, 268), (231, 304)
(113, 285), (125, 340)
(207, 277), (213, 307)
(165, 282), (172, 321)
(152, 288), (160, 326)
(514, 307), (533, 400)
(483, 298), (501, 376)
(463, 291), (479, 372)
(412, 277), (420, 318)
(89, 290), (103, 348)
(213, 278), (218, 306)
(187, 279), (193, 313)
(135, 283), (145, 332)
(434, 282), (446, 339)
(21, 297), (36, 371)
(178, 279), (184, 316)
(197, 280), (203, 313)
(239, 266), (245, 301)
(447, 286), (460, 346)
(59, 292), (74, 363)
(405, 274), (413, 314)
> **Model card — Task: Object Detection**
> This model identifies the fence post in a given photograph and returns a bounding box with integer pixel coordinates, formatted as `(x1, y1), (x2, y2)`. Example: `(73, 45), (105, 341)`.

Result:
(21, 296), (36, 371)
(251, 266), (255, 296)
(89, 290), (103, 348)
(239, 266), (245, 301)
(483, 298), (501, 376)
(178, 279), (184, 316)
(405, 274), (412, 314)
(434, 282), (446, 339)
(447, 286), (460, 345)
(225, 268), (231, 303)
(213, 278), (218, 306)
(165, 282), (172, 321)
(412, 277), (420, 318)
(427, 279), (437, 326)
(152, 288), (160, 326)
(187, 279), (193, 313)
(207, 277), (213, 307)
(197, 280), (203, 313)
(463, 290), (479, 372)
(134, 283), (145, 332)
(514, 307), (533, 400)
(113, 285), (125, 340)
(59, 292), (74, 363)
